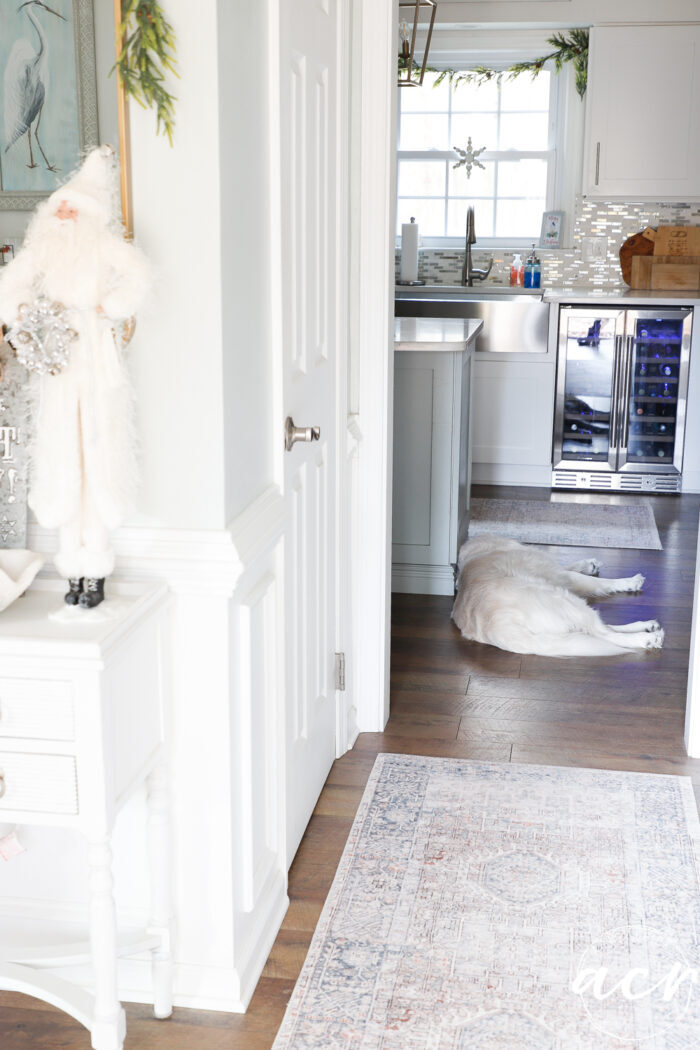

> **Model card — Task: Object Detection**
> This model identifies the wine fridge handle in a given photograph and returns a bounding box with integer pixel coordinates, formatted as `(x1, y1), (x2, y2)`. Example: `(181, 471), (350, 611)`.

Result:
(620, 334), (634, 451)
(610, 334), (622, 447)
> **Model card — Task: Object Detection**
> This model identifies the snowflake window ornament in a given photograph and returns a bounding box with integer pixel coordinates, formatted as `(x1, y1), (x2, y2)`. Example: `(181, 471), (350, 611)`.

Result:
(453, 138), (487, 179)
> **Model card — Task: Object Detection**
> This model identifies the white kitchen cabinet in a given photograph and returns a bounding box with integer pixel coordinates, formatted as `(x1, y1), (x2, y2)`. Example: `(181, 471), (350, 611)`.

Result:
(471, 358), (556, 487)
(583, 25), (700, 200)
(392, 348), (473, 595)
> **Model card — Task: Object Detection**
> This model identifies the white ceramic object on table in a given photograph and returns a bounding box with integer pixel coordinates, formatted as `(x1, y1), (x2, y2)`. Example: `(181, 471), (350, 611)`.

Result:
(0, 551), (43, 612)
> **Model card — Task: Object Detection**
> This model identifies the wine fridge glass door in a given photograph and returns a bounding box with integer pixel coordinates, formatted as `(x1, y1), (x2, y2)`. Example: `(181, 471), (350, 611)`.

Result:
(554, 308), (625, 471)
(619, 309), (693, 474)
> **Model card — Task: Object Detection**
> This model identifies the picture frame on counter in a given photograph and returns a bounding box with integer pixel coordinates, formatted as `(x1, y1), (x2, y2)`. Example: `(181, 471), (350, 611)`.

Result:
(0, 0), (98, 211)
(540, 210), (563, 249)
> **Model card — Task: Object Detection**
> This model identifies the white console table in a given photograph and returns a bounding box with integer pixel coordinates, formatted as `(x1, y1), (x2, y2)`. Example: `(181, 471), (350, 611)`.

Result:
(0, 583), (172, 1050)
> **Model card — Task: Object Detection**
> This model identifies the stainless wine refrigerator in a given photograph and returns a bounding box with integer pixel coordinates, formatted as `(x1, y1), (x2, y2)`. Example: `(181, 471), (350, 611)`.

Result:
(552, 305), (693, 492)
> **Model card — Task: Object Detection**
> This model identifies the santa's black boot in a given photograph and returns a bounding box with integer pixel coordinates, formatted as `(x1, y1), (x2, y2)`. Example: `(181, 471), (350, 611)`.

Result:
(79, 578), (105, 609)
(64, 578), (84, 605)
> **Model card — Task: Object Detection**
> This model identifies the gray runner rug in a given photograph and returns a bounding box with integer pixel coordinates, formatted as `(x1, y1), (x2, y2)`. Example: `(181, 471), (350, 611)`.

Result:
(272, 754), (700, 1049)
(468, 497), (662, 549)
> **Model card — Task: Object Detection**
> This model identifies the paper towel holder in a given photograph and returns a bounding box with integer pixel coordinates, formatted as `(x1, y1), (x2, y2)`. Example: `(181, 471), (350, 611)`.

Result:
(397, 216), (426, 286)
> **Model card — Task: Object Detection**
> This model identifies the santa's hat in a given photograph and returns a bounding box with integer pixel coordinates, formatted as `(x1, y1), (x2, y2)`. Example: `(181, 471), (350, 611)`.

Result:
(47, 145), (119, 221)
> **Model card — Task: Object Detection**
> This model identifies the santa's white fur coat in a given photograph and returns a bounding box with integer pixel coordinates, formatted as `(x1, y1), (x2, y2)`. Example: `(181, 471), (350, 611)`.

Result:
(0, 199), (150, 532)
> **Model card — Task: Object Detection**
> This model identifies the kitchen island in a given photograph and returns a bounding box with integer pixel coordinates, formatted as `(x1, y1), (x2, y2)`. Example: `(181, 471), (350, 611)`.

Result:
(392, 316), (482, 595)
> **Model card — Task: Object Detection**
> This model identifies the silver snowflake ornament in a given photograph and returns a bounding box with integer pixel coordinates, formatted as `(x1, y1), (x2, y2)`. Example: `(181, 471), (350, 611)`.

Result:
(0, 515), (17, 543)
(7, 298), (78, 376)
(453, 138), (487, 179)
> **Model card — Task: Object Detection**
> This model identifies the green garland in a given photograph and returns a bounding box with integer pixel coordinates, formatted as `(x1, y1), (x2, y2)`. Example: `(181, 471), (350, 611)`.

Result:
(431, 29), (590, 99)
(114, 0), (179, 145)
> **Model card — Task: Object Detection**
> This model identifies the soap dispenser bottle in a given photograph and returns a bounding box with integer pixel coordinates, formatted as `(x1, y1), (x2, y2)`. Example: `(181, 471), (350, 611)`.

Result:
(510, 254), (523, 287)
(523, 244), (541, 289)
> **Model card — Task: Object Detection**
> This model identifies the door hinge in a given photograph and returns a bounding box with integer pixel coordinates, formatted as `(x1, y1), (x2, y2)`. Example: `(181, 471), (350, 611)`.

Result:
(334, 652), (346, 691)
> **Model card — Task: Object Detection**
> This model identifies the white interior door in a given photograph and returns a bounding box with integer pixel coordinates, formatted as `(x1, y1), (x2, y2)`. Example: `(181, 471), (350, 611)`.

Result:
(278, 0), (343, 865)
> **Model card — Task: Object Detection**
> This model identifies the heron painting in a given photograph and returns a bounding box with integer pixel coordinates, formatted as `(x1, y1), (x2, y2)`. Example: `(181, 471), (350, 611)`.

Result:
(0, 0), (96, 199)
(4, 1), (67, 173)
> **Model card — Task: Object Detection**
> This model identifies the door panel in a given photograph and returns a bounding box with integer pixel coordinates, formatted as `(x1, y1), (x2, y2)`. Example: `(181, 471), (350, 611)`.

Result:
(553, 308), (624, 471)
(280, 0), (341, 866)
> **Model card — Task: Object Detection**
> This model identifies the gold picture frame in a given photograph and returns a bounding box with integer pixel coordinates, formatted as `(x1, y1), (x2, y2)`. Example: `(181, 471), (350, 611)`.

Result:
(113, 0), (133, 239)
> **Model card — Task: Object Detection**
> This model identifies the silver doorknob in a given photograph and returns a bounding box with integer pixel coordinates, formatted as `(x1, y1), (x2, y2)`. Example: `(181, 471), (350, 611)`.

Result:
(285, 416), (321, 452)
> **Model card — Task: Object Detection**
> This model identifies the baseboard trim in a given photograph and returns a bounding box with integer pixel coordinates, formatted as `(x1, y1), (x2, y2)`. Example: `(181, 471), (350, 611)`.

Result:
(237, 872), (289, 1009)
(43, 957), (250, 1014)
(392, 563), (455, 596)
(0, 874), (289, 1014)
(471, 463), (553, 487)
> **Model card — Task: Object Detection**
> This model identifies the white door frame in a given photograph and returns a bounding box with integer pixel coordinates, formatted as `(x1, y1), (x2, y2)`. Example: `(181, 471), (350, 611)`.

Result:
(345, 0), (700, 753)
(345, 0), (398, 736)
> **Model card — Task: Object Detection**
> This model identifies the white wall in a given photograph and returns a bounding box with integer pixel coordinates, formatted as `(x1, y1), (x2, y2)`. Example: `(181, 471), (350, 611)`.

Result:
(127, 0), (226, 530)
(218, 0), (276, 524)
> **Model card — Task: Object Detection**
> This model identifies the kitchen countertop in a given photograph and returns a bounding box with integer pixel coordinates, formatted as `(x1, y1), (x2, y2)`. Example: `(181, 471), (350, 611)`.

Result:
(395, 284), (700, 307)
(394, 316), (483, 352)
(543, 287), (700, 305)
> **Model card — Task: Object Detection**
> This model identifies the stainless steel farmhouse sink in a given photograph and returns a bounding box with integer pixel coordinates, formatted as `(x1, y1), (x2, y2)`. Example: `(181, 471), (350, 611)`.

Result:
(395, 285), (550, 354)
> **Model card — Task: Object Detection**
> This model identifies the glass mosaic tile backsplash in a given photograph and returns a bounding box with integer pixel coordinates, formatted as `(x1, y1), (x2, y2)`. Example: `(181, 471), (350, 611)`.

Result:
(396, 195), (700, 290)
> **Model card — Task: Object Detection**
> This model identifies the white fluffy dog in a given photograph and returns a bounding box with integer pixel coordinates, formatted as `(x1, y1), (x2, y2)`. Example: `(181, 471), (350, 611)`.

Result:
(452, 535), (664, 657)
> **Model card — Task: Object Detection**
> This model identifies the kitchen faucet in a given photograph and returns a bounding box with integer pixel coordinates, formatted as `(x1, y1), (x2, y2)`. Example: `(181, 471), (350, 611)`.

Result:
(461, 205), (493, 286)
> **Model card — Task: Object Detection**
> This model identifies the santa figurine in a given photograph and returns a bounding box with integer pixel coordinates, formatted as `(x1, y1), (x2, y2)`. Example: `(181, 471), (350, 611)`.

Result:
(0, 145), (151, 608)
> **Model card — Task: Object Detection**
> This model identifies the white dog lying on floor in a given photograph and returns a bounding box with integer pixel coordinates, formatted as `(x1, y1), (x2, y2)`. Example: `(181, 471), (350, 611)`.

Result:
(452, 535), (664, 657)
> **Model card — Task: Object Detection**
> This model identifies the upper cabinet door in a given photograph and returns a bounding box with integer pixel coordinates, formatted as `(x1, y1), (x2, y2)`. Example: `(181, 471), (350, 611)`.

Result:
(583, 25), (700, 199)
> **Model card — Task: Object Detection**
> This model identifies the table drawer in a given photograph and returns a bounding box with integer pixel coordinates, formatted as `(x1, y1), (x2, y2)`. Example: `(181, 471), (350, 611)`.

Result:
(0, 752), (78, 814)
(0, 680), (74, 741)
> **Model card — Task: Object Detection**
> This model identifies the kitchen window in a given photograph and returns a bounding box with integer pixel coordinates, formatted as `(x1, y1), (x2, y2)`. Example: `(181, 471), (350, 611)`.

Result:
(397, 67), (560, 247)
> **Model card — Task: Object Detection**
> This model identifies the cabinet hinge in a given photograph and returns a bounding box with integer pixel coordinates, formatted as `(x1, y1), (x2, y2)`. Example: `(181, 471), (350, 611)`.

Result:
(334, 652), (346, 691)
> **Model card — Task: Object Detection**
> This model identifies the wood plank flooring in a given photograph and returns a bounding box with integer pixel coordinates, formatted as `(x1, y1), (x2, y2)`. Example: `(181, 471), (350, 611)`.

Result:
(2, 486), (698, 1048)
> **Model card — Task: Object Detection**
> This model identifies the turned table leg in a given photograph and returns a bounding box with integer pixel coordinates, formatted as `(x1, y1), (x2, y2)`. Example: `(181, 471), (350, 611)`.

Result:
(147, 757), (174, 1019)
(88, 838), (126, 1050)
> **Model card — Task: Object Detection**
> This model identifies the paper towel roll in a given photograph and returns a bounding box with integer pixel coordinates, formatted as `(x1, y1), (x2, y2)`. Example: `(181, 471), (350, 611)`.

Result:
(400, 218), (419, 283)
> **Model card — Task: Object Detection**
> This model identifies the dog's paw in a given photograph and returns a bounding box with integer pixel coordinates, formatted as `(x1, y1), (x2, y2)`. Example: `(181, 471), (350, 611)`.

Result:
(629, 573), (645, 592)
(644, 628), (664, 649)
(643, 620), (661, 632)
(586, 558), (602, 576)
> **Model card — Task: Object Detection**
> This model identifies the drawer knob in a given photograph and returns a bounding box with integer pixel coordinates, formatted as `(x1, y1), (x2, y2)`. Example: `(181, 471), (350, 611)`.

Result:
(0, 773), (5, 799)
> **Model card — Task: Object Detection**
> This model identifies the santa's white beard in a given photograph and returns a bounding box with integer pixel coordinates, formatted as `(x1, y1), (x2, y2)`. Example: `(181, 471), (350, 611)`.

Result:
(24, 208), (108, 310)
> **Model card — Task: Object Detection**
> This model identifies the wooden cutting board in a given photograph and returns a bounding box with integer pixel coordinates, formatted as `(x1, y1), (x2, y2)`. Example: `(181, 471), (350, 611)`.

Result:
(651, 263), (700, 289)
(654, 225), (700, 256)
(619, 227), (656, 285)
(631, 253), (700, 289)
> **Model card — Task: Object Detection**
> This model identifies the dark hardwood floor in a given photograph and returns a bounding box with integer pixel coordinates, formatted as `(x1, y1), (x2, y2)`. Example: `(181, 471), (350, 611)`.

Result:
(2, 486), (699, 1047)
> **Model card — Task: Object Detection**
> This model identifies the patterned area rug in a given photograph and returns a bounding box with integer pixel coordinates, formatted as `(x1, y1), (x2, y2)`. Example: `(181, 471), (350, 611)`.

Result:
(273, 754), (700, 1049)
(469, 498), (662, 550)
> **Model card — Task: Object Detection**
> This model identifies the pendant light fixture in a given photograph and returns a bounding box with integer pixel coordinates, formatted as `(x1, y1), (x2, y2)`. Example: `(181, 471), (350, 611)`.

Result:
(398, 0), (437, 88)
